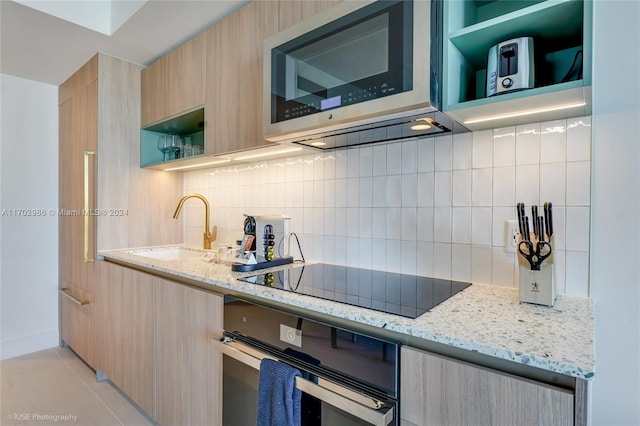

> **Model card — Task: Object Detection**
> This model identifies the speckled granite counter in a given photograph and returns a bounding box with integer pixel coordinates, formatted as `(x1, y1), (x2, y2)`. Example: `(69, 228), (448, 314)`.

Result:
(99, 245), (595, 381)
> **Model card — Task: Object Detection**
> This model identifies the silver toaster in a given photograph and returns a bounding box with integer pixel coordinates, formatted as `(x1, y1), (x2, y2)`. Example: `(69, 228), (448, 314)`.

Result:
(486, 37), (535, 97)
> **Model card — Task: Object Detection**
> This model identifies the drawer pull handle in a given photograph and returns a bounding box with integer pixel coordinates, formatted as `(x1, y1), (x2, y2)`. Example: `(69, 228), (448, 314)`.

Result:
(59, 288), (89, 306)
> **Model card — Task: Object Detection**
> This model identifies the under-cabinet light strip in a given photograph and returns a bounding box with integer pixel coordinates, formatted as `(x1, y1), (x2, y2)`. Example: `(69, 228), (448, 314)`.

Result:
(164, 159), (231, 171)
(233, 147), (303, 161)
(464, 102), (586, 125)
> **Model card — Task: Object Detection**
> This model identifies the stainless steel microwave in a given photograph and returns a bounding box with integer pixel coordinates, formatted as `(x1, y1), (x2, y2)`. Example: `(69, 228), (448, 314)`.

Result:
(263, 0), (442, 144)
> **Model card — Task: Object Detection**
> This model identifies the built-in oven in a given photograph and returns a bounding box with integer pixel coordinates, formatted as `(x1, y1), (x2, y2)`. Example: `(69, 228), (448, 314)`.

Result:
(263, 0), (446, 145)
(215, 296), (399, 425)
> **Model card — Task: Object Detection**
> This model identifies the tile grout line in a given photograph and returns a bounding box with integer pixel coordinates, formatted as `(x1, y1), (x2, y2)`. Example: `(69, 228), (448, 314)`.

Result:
(54, 349), (125, 426)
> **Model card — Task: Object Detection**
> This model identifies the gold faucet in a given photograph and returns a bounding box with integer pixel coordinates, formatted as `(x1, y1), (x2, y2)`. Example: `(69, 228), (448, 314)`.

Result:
(173, 193), (214, 249)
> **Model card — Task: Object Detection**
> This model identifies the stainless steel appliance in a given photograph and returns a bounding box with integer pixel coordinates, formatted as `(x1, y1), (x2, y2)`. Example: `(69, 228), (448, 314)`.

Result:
(486, 37), (535, 97)
(263, 0), (456, 147)
(216, 296), (399, 425)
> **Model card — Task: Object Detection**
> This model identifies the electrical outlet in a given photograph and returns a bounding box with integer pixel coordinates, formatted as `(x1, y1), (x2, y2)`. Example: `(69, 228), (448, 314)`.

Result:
(504, 219), (520, 253)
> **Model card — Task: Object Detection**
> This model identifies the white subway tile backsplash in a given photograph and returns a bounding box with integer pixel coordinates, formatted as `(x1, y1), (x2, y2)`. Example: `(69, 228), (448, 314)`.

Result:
(473, 130), (493, 168)
(416, 242), (434, 277)
(453, 132), (473, 170)
(386, 143), (402, 175)
(386, 175), (402, 207)
(492, 248), (515, 286)
(372, 145), (387, 176)
(451, 244), (472, 282)
(359, 147), (373, 177)
(401, 207), (417, 241)
(417, 172), (434, 207)
(492, 207), (513, 247)
(539, 163), (566, 205)
(185, 118), (591, 297)
(386, 207), (401, 239)
(433, 243), (452, 279)
(492, 166), (515, 206)
(359, 177), (373, 207)
(515, 123), (540, 165)
(565, 206), (590, 251)
(417, 137), (435, 173)
(567, 116), (592, 162)
(540, 120), (567, 164)
(471, 207), (492, 246)
(402, 174), (418, 207)
(565, 250), (590, 297)
(402, 139), (418, 174)
(434, 207), (452, 243)
(515, 164), (540, 207)
(372, 176), (386, 207)
(472, 168), (493, 206)
(434, 134), (453, 171)
(566, 161), (591, 206)
(434, 171), (452, 206)
(471, 246), (492, 284)
(372, 208), (386, 239)
(493, 127), (516, 167)
(452, 207), (471, 244)
(452, 169), (472, 207)
(417, 207), (434, 242)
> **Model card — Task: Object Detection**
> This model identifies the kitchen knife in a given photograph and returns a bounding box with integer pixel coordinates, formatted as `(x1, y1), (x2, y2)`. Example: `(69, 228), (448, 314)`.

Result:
(523, 216), (531, 242)
(544, 202), (554, 239)
(538, 216), (546, 242)
(516, 202), (526, 238)
(531, 205), (539, 240)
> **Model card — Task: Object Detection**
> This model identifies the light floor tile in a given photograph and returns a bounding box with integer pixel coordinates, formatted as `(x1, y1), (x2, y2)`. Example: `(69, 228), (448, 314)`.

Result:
(1, 347), (151, 426)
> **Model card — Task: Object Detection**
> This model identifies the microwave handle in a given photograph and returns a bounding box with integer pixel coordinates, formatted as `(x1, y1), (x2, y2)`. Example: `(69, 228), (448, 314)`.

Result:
(212, 338), (394, 426)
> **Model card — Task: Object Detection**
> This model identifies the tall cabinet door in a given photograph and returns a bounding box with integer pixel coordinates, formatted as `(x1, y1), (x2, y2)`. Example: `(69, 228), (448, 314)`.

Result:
(278, 0), (342, 30)
(205, 0), (279, 154)
(58, 65), (98, 368)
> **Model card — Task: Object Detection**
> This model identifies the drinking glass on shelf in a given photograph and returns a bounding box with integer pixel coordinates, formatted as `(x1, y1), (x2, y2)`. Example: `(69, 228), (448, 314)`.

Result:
(168, 134), (182, 160)
(183, 136), (193, 157)
(157, 135), (171, 161)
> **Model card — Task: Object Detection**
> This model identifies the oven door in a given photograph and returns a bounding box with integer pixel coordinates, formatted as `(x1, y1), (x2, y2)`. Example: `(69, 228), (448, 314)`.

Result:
(212, 337), (396, 426)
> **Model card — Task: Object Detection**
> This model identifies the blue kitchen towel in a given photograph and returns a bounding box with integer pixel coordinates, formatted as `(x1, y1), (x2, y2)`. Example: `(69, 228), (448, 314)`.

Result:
(256, 358), (302, 426)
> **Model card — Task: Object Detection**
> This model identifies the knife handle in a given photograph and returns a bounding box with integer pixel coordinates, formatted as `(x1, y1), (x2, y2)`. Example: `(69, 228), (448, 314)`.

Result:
(531, 205), (539, 239)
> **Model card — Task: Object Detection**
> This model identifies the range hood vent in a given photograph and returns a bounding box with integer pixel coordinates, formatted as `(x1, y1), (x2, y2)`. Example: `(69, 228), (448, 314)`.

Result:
(286, 110), (469, 150)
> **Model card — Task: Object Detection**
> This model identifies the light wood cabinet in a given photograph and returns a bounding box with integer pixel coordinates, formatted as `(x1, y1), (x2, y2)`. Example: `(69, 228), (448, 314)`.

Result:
(96, 262), (156, 418)
(156, 279), (223, 426)
(59, 53), (183, 370)
(141, 32), (206, 127)
(278, 0), (342, 31)
(205, 0), (279, 155)
(400, 346), (575, 426)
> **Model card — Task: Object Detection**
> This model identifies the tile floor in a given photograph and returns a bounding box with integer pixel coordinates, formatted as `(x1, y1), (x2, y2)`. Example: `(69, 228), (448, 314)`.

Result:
(1, 346), (152, 426)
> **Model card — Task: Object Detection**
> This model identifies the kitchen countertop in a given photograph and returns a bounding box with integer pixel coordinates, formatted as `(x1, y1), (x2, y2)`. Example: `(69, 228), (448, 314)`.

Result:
(99, 245), (595, 381)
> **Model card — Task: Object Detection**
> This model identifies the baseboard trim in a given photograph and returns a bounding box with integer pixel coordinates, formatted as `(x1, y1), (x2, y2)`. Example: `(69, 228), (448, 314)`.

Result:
(0, 329), (60, 360)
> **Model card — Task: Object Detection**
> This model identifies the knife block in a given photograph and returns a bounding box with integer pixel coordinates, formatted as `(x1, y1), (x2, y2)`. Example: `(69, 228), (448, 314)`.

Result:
(518, 239), (557, 307)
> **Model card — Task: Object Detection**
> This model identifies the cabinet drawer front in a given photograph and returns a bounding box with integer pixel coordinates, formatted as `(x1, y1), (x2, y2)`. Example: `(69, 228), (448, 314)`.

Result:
(60, 285), (96, 368)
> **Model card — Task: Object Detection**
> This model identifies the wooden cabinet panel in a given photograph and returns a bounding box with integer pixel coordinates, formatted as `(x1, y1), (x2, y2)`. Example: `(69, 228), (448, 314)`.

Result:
(400, 347), (574, 426)
(59, 285), (95, 368)
(205, 1), (279, 154)
(97, 262), (156, 418)
(141, 32), (206, 126)
(156, 281), (223, 426)
(60, 53), (183, 373)
(278, 0), (342, 31)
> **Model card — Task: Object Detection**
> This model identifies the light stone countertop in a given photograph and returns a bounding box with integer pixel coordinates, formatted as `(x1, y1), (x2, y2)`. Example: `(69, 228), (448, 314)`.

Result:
(99, 245), (595, 381)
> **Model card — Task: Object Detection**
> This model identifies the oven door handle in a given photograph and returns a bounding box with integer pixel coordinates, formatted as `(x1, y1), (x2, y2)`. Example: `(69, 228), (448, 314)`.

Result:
(212, 338), (394, 426)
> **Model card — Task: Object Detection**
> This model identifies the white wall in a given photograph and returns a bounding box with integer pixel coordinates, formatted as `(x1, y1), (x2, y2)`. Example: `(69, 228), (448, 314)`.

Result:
(591, 1), (640, 424)
(183, 116), (592, 297)
(0, 74), (59, 360)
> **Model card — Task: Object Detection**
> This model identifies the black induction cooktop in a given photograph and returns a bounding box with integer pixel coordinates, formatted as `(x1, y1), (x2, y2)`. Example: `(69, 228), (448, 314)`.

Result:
(237, 263), (471, 319)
